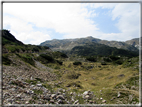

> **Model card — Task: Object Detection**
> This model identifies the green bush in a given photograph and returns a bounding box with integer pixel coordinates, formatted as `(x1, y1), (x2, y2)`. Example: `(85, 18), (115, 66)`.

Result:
(109, 56), (120, 61)
(2, 55), (12, 65)
(114, 59), (123, 65)
(32, 47), (39, 52)
(56, 60), (63, 65)
(6, 46), (19, 53)
(73, 61), (82, 65)
(60, 53), (68, 58)
(53, 51), (68, 58)
(55, 66), (60, 69)
(103, 57), (112, 62)
(40, 54), (54, 62)
(16, 54), (35, 66)
(86, 56), (97, 62)
(101, 61), (107, 65)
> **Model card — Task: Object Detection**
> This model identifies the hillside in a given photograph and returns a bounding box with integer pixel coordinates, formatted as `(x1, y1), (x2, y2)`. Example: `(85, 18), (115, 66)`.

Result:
(69, 42), (138, 57)
(2, 30), (140, 105)
(125, 38), (139, 49)
(1, 29), (24, 46)
(40, 36), (139, 53)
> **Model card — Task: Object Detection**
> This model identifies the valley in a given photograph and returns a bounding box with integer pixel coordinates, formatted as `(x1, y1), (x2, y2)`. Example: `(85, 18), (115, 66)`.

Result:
(1, 30), (140, 105)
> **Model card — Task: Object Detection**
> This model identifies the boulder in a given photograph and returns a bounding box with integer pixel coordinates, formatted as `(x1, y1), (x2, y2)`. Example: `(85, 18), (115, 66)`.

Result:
(37, 84), (42, 87)
(84, 95), (91, 100)
(26, 90), (34, 94)
(83, 91), (90, 96)
(117, 92), (121, 98)
(51, 94), (56, 98)
(57, 99), (64, 104)
(102, 100), (106, 103)
(74, 100), (79, 104)
(56, 95), (65, 100)
(50, 100), (55, 103)
(44, 94), (51, 100)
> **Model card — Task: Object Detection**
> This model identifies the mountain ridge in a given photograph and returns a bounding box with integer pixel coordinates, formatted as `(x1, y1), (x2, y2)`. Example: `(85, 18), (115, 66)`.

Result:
(40, 36), (139, 52)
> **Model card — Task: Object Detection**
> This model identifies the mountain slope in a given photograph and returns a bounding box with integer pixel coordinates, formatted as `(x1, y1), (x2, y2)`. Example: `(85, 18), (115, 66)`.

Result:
(125, 38), (139, 49)
(40, 36), (139, 52)
(1, 29), (68, 65)
(1, 30), (24, 46)
(69, 42), (138, 57)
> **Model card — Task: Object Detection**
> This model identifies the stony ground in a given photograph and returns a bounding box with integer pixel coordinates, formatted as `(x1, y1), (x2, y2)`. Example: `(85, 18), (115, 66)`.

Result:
(2, 54), (140, 106)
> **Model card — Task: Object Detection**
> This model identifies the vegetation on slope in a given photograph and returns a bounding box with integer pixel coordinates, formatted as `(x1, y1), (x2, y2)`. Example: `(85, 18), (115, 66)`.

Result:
(40, 36), (139, 52)
(70, 42), (138, 57)
(2, 29), (140, 104)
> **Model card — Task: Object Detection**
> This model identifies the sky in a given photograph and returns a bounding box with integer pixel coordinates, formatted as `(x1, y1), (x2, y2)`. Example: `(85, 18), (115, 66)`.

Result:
(3, 2), (140, 45)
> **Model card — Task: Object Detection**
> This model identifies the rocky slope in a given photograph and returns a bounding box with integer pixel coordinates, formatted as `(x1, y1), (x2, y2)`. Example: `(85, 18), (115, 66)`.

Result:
(40, 36), (139, 52)
(125, 38), (139, 49)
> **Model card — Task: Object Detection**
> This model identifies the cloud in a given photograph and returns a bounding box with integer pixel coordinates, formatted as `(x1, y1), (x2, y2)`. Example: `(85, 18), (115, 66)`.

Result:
(3, 3), (140, 45)
(3, 3), (100, 44)
(4, 15), (33, 33)
(85, 3), (140, 41)
(112, 3), (140, 39)
(3, 14), (51, 45)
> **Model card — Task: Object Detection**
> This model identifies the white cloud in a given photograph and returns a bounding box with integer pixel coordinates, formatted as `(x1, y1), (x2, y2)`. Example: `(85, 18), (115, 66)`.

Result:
(85, 3), (140, 41)
(3, 3), (100, 44)
(3, 14), (51, 45)
(4, 15), (33, 33)
(112, 3), (140, 39)
(10, 30), (51, 45)
(3, 3), (140, 45)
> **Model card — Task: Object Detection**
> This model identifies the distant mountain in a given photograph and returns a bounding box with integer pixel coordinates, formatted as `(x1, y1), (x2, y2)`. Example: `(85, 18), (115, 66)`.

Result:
(125, 38), (139, 49)
(69, 42), (138, 57)
(40, 36), (139, 52)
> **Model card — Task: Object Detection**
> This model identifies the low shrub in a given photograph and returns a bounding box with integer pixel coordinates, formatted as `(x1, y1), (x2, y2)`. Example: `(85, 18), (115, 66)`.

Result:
(66, 71), (81, 79)
(103, 57), (112, 62)
(55, 66), (60, 69)
(16, 54), (35, 66)
(73, 61), (82, 65)
(40, 54), (54, 62)
(109, 55), (120, 61)
(101, 61), (107, 65)
(2, 55), (12, 65)
(53, 51), (68, 58)
(86, 56), (97, 62)
(56, 60), (63, 65)
(114, 59), (123, 65)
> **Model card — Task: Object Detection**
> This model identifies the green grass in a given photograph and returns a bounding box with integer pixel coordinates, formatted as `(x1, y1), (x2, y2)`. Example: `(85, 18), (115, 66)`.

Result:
(65, 71), (81, 79)
(33, 89), (43, 94)
(25, 78), (43, 85)
(42, 83), (53, 91)
(2, 54), (12, 65)
(16, 53), (35, 67)
(52, 57), (139, 104)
